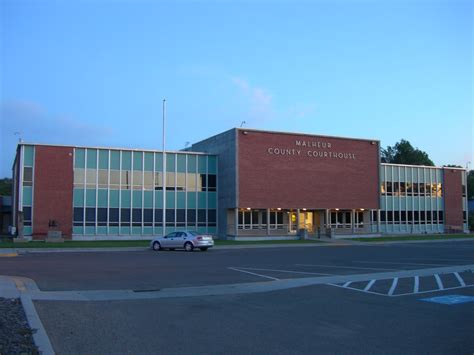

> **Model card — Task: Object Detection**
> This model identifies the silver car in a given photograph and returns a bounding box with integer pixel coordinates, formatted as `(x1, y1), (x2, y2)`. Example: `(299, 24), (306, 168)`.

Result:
(150, 231), (214, 252)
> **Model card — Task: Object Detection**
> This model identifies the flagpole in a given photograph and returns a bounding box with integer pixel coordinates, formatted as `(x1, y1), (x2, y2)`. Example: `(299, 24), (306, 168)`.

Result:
(162, 99), (166, 236)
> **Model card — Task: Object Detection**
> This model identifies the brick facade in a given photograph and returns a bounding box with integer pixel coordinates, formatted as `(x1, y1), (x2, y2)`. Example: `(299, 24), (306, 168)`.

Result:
(237, 129), (380, 209)
(33, 146), (74, 239)
(443, 168), (464, 229)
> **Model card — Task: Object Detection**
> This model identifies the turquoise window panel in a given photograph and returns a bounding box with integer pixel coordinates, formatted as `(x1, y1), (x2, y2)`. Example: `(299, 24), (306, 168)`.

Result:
(177, 154), (186, 172)
(108, 226), (119, 235)
(393, 198), (399, 210)
(399, 224), (408, 233)
(399, 167), (406, 182)
(120, 226), (131, 235)
(187, 193), (196, 209)
(419, 198), (425, 209)
(406, 167), (412, 182)
(132, 227), (142, 235)
(23, 226), (33, 235)
(99, 150), (109, 169)
(144, 152), (154, 171)
(176, 192), (186, 208)
(143, 227), (153, 235)
(207, 226), (217, 235)
(22, 187), (32, 206)
(198, 192), (207, 208)
(153, 227), (163, 235)
(154, 191), (163, 208)
(379, 167), (385, 181)
(73, 226), (84, 235)
(380, 198), (386, 210)
(412, 168), (419, 182)
(133, 191), (143, 208)
(196, 227), (207, 234)
(73, 189), (85, 207)
(110, 151), (120, 170)
(166, 192), (175, 208)
(187, 155), (197, 173)
(133, 151), (143, 170)
(198, 156), (207, 173)
(144, 191), (153, 208)
(97, 227), (107, 235)
(86, 189), (96, 207)
(406, 198), (413, 210)
(86, 149), (98, 169)
(155, 153), (163, 171)
(85, 226), (96, 235)
(208, 156), (217, 174)
(121, 151), (132, 170)
(165, 227), (177, 234)
(109, 190), (119, 207)
(75, 148), (86, 168)
(98, 189), (108, 207)
(425, 198), (432, 210)
(413, 198), (419, 210)
(23, 146), (35, 167)
(438, 198), (444, 209)
(208, 192), (217, 209)
(436, 170), (443, 183)
(121, 190), (131, 206)
(166, 154), (176, 171)
(385, 166), (392, 181)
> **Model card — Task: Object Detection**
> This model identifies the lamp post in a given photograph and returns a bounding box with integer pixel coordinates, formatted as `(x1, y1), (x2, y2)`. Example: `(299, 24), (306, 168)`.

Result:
(162, 99), (166, 236)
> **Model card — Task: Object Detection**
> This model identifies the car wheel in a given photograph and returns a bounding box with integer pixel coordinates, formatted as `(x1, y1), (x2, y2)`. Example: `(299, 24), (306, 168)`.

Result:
(152, 241), (161, 251)
(199, 247), (208, 251)
(184, 242), (194, 252)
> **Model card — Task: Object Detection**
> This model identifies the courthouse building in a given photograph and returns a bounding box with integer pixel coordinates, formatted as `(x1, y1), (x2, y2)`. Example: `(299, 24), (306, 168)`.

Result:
(12, 128), (469, 240)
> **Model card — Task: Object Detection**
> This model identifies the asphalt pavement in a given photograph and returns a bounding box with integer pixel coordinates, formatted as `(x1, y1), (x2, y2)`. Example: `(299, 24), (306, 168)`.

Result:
(1, 240), (473, 354)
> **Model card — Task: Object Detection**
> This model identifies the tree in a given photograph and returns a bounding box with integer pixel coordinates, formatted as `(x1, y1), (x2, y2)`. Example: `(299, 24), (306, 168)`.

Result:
(0, 178), (12, 196)
(381, 139), (434, 166)
(468, 170), (474, 199)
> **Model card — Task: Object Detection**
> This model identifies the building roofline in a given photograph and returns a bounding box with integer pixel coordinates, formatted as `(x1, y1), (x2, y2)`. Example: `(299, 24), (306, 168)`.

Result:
(235, 127), (380, 144)
(381, 162), (466, 171)
(16, 143), (215, 156)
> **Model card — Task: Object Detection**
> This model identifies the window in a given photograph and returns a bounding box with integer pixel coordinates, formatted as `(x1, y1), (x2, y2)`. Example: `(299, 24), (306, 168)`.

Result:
(176, 173), (186, 191)
(207, 174), (217, 191)
(166, 172), (175, 191)
(154, 173), (163, 190)
(23, 167), (33, 186)
(121, 171), (131, 190)
(23, 207), (32, 226)
(86, 208), (95, 226)
(386, 182), (393, 196)
(198, 209), (206, 227)
(98, 208), (107, 226)
(166, 209), (175, 226)
(186, 173), (197, 191)
(74, 169), (85, 188)
(154, 209), (163, 226)
(73, 207), (84, 226)
(120, 208), (130, 226)
(208, 209), (216, 226)
(144, 209), (153, 226)
(109, 208), (119, 227)
(132, 208), (142, 226)
(132, 171), (143, 190)
(187, 209), (196, 226)
(86, 169), (97, 188)
(176, 209), (186, 225)
(110, 171), (120, 188)
(98, 170), (108, 189)
(143, 172), (154, 190)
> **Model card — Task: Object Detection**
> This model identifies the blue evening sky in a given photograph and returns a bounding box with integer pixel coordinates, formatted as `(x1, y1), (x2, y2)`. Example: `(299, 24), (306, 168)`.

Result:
(1, 0), (472, 177)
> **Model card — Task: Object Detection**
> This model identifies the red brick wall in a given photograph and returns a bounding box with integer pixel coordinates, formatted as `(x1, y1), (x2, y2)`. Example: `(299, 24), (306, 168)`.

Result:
(238, 130), (380, 209)
(443, 168), (464, 228)
(33, 146), (74, 239)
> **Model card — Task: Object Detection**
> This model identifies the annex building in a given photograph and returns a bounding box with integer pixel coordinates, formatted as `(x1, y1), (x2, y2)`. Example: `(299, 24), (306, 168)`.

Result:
(12, 128), (469, 240)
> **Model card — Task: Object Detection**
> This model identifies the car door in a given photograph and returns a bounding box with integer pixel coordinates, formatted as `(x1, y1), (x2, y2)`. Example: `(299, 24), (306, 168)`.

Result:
(162, 232), (177, 248)
(174, 232), (186, 248)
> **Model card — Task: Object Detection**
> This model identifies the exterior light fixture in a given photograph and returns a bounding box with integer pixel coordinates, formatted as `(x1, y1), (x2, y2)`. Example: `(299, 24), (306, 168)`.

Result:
(242, 131), (248, 135)
(335, 208), (339, 211)
(246, 207), (251, 210)
(360, 208), (365, 211)
(302, 208), (307, 211)
(277, 208), (281, 211)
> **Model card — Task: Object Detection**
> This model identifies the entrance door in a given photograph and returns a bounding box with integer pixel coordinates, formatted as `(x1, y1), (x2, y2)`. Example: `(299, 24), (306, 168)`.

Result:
(298, 212), (314, 233)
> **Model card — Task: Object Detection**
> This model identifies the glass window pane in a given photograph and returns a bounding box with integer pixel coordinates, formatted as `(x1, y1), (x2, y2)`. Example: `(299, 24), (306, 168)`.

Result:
(98, 170), (108, 188)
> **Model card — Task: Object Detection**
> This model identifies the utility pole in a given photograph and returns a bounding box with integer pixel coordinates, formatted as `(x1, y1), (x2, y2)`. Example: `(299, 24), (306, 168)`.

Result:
(162, 99), (166, 236)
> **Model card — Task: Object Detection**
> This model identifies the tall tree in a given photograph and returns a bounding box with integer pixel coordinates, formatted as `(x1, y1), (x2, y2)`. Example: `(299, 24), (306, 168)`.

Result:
(0, 178), (12, 196)
(381, 139), (434, 166)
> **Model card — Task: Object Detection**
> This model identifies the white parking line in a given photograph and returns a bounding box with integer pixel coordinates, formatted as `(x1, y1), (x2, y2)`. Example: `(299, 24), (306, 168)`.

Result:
(364, 280), (376, 291)
(237, 267), (333, 276)
(296, 263), (397, 271)
(388, 278), (398, 296)
(228, 267), (280, 281)
(414, 276), (419, 293)
(353, 260), (446, 267)
(454, 272), (466, 287)
(434, 274), (444, 290)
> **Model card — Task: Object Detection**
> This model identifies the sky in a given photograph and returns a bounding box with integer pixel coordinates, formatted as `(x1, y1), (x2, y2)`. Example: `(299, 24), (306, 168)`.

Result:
(0, 0), (472, 177)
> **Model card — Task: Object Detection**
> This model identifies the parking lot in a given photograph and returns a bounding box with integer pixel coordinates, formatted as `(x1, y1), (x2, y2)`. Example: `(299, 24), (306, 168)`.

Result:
(1, 240), (474, 354)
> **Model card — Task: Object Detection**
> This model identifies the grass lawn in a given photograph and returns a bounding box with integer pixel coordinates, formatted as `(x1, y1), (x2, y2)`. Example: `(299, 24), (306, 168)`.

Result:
(348, 234), (474, 242)
(0, 238), (323, 248)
